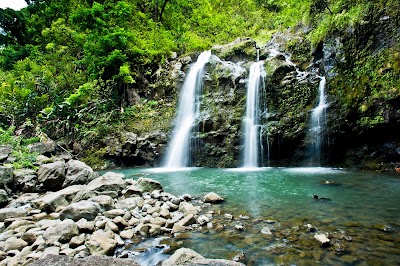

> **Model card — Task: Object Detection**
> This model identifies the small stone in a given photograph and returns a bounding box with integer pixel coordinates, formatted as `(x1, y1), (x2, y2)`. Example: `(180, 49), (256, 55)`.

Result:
(373, 224), (396, 233)
(182, 194), (192, 201)
(203, 192), (224, 203)
(172, 224), (188, 234)
(235, 224), (245, 231)
(114, 233), (124, 246)
(113, 216), (128, 228)
(40, 246), (60, 259)
(334, 242), (344, 252)
(314, 234), (330, 247)
(70, 234), (86, 248)
(105, 221), (119, 233)
(60, 248), (76, 257)
(233, 252), (246, 262)
(120, 229), (134, 239)
(197, 215), (210, 226)
(224, 213), (233, 220)
(2, 237), (28, 252)
(21, 231), (37, 245)
(261, 227), (272, 235)
(33, 213), (48, 221)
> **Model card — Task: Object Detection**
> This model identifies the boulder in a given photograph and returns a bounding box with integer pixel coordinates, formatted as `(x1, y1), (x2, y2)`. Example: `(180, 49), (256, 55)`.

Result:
(37, 161), (66, 191)
(36, 155), (53, 165)
(0, 208), (27, 222)
(28, 254), (140, 266)
(89, 195), (115, 211)
(115, 197), (144, 210)
(137, 177), (163, 192)
(41, 246), (61, 259)
(0, 189), (8, 206)
(85, 229), (117, 255)
(0, 165), (13, 191)
(13, 168), (38, 192)
(0, 145), (11, 162)
(70, 234), (86, 248)
(27, 140), (56, 155)
(203, 192), (224, 203)
(60, 200), (103, 221)
(43, 219), (79, 244)
(63, 160), (95, 188)
(32, 185), (84, 212)
(1, 237), (28, 252)
(73, 172), (125, 202)
(179, 202), (201, 215)
(162, 248), (246, 266)
(265, 55), (296, 83)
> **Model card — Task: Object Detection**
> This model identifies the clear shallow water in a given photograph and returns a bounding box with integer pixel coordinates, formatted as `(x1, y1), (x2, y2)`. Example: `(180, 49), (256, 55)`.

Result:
(114, 167), (400, 265)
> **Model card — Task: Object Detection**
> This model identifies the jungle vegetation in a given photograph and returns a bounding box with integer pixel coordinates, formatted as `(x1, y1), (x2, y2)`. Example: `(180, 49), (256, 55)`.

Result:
(0, 0), (398, 167)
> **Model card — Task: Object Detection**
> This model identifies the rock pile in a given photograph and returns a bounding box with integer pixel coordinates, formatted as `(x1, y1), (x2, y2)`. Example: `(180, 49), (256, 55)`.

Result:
(0, 163), (234, 265)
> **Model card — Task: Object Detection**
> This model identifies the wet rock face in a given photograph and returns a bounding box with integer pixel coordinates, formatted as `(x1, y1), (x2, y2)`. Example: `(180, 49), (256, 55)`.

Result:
(192, 36), (320, 167)
(212, 37), (257, 62)
(194, 55), (248, 167)
(101, 131), (167, 167)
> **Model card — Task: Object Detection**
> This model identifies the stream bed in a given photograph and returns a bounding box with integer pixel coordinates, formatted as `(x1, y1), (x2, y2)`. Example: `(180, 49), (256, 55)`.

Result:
(113, 167), (400, 265)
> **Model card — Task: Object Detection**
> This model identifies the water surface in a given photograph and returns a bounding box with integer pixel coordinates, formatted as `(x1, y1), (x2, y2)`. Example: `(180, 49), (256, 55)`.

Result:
(114, 167), (400, 265)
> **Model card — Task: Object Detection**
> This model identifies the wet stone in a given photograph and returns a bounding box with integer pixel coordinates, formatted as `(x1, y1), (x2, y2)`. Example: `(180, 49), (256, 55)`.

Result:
(314, 234), (331, 247)
(373, 224), (396, 233)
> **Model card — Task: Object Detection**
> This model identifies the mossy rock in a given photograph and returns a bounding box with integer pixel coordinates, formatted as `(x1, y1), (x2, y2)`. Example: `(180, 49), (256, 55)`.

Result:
(212, 37), (257, 62)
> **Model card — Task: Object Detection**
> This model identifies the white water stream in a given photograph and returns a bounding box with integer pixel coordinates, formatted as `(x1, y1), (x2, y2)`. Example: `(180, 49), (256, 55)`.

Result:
(162, 51), (211, 169)
(242, 61), (266, 168)
(309, 76), (328, 165)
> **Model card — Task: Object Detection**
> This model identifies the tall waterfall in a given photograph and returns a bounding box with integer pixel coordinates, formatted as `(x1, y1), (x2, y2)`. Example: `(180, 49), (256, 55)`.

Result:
(309, 76), (328, 165)
(241, 61), (266, 168)
(162, 50), (211, 169)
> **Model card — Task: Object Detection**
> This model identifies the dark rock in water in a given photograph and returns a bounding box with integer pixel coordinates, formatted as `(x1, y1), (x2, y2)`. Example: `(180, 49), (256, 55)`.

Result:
(233, 252), (246, 262)
(373, 224), (396, 233)
(320, 180), (339, 185)
(313, 194), (333, 202)
(28, 255), (140, 266)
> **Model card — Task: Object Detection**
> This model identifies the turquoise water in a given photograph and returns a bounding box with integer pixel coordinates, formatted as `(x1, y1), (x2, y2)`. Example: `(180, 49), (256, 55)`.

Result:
(114, 167), (400, 265)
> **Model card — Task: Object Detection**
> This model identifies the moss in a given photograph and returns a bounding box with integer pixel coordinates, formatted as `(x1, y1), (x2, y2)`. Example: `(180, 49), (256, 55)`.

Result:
(284, 37), (312, 69)
(211, 38), (257, 61)
(81, 147), (107, 170)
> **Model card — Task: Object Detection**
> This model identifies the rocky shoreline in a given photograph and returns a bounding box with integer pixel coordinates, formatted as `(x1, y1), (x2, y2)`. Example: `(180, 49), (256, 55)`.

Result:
(0, 149), (243, 266)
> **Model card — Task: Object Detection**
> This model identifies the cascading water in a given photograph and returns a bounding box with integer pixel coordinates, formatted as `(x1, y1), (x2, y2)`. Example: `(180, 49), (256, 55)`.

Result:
(308, 76), (328, 165)
(241, 60), (266, 168)
(162, 50), (211, 169)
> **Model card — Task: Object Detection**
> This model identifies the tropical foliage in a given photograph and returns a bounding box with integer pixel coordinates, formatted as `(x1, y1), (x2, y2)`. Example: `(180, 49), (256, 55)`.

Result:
(0, 0), (398, 165)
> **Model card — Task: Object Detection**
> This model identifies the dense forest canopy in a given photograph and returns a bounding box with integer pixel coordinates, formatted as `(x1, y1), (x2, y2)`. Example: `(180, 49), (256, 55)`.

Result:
(0, 0), (399, 168)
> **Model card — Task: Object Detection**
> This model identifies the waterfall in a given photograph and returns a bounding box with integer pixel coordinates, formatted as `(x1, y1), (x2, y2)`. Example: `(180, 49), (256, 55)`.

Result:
(241, 61), (266, 168)
(309, 76), (328, 165)
(162, 50), (211, 169)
